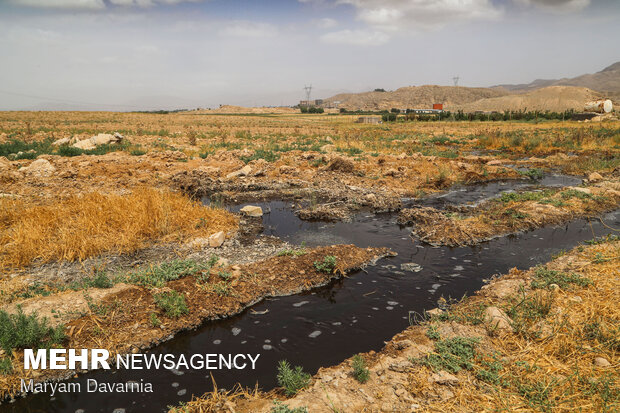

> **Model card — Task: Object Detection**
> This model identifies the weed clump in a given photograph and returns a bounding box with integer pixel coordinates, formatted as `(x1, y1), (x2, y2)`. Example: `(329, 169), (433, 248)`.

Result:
(271, 401), (308, 413)
(351, 354), (370, 383)
(153, 291), (189, 318)
(0, 308), (65, 352)
(313, 255), (337, 274)
(421, 337), (479, 373)
(531, 266), (592, 290)
(276, 360), (311, 396)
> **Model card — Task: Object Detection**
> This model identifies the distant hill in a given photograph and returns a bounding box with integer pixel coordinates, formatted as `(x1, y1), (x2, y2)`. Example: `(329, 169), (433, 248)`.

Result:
(493, 62), (620, 101)
(323, 85), (509, 111)
(453, 86), (603, 113)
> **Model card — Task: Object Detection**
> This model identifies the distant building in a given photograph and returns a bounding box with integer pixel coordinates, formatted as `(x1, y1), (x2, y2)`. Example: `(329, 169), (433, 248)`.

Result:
(356, 116), (382, 124)
(433, 103), (444, 110)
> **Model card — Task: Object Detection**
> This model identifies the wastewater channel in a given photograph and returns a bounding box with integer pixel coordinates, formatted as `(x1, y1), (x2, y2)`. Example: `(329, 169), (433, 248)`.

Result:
(4, 174), (619, 413)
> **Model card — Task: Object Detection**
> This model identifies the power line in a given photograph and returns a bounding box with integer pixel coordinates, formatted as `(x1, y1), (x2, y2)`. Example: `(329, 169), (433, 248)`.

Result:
(0, 89), (145, 109)
(452, 76), (460, 87)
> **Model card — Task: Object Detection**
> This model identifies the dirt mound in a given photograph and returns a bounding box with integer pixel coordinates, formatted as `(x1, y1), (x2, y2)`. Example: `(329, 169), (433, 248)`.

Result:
(323, 85), (509, 111)
(454, 86), (602, 113)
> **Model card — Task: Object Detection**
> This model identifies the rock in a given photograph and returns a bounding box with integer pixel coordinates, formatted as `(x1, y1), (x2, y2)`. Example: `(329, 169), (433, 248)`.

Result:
(549, 283), (560, 291)
(225, 165), (252, 179)
(569, 296), (583, 303)
(52, 137), (73, 146)
(594, 357), (610, 367)
(384, 168), (403, 178)
(389, 360), (411, 373)
(484, 306), (514, 332)
(567, 186), (592, 195)
(426, 308), (444, 317)
(364, 193), (377, 203)
(73, 133), (123, 150)
(588, 172), (603, 182)
(320, 144), (336, 153)
(430, 371), (459, 385)
(239, 205), (263, 217)
(19, 159), (56, 177)
(279, 165), (298, 175)
(486, 160), (503, 166)
(208, 231), (226, 248)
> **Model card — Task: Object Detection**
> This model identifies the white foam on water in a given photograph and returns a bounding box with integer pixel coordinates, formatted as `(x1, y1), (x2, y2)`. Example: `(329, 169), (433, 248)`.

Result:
(308, 330), (322, 338)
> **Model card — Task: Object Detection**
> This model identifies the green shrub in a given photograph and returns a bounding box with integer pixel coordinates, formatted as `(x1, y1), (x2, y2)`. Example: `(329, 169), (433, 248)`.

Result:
(126, 259), (210, 287)
(153, 291), (189, 318)
(422, 337), (478, 373)
(271, 401), (308, 413)
(351, 354), (370, 383)
(531, 267), (592, 290)
(313, 255), (337, 274)
(0, 358), (13, 375)
(276, 360), (311, 396)
(149, 312), (161, 327)
(56, 146), (84, 157)
(0, 308), (65, 353)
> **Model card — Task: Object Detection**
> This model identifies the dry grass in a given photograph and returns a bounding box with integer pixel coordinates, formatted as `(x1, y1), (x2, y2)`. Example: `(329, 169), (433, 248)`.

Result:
(400, 184), (620, 246)
(0, 187), (238, 270)
(422, 239), (620, 412)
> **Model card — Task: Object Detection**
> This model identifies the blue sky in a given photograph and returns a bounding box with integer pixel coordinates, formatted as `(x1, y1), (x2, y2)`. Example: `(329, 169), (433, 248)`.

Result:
(0, 0), (618, 110)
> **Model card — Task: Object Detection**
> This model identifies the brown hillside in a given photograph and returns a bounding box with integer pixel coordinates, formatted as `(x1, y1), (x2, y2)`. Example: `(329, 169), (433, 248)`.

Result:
(323, 85), (509, 111)
(454, 86), (603, 113)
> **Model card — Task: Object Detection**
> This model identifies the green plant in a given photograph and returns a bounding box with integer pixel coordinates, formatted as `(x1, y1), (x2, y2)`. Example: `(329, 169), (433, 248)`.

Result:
(153, 291), (189, 318)
(276, 248), (308, 257)
(422, 337), (479, 373)
(426, 324), (441, 340)
(89, 272), (114, 289)
(126, 259), (210, 287)
(218, 271), (232, 281)
(0, 308), (65, 352)
(149, 312), (161, 327)
(271, 401), (308, 413)
(313, 255), (337, 274)
(351, 354), (370, 383)
(531, 267), (592, 290)
(211, 281), (232, 296)
(0, 358), (12, 375)
(276, 360), (311, 396)
(520, 168), (544, 180)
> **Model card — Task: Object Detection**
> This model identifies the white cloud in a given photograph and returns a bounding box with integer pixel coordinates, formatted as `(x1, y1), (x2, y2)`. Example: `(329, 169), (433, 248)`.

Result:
(219, 21), (278, 38)
(9, 0), (203, 9)
(327, 0), (503, 30)
(317, 17), (338, 28)
(9, 0), (105, 9)
(515, 0), (591, 12)
(320, 29), (389, 45)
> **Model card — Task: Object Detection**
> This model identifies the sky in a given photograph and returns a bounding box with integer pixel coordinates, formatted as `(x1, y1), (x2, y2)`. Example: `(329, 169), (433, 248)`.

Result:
(0, 0), (618, 110)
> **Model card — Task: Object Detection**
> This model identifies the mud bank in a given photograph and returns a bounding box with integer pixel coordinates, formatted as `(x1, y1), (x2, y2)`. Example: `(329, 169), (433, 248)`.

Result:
(399, 180), (620, 246)
(0, 245), (388, 400)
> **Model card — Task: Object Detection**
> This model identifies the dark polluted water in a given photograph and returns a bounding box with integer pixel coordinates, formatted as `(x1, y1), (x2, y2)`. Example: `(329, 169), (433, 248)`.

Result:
(5, 181), (618, 413)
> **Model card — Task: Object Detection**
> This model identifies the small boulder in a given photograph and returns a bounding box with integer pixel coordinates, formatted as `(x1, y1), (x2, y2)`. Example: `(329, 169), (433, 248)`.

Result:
(239, 205), (263, 217)
(225, 165), (252, 179)
(426, 308), (444, 317)
(208, 231), (226, 248)
(588, 172), (603, 182)
(430, 371), (459, 385)
(484, 306), (513, 332)
(593, 357), (610, 367)
(567, 186), (592, 195)
(19, 159), (56, 177)
(486, 160), (503, 166)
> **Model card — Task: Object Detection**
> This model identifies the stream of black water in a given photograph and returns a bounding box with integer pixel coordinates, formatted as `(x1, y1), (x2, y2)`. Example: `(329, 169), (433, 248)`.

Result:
(5, 176), (618, 413)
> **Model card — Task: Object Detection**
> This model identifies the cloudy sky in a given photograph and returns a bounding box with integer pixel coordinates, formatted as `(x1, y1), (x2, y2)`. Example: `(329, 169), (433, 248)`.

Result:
(0, 0), (618, 110)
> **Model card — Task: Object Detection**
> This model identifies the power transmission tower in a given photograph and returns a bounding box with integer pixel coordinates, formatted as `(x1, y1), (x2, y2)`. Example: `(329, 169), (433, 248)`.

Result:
(303, 84), (313, 102)
(453, 76), (460, 87)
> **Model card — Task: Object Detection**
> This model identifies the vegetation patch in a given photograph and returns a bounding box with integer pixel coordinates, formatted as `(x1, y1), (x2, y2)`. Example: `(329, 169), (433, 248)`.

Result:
(153, 290), (189, 318)
(277, 360), (311, 396)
